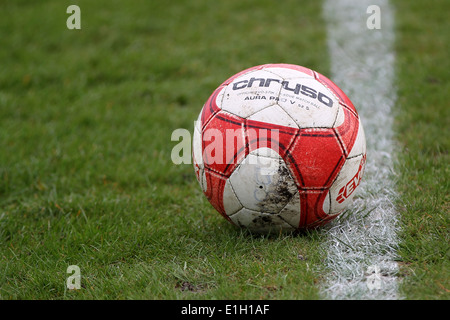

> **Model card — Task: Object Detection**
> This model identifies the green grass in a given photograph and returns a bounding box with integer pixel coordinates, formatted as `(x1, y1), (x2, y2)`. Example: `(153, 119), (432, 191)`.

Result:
(0, 0), (448, 300)
(0, 0), (328, 299)
(393, 0), (450, 299)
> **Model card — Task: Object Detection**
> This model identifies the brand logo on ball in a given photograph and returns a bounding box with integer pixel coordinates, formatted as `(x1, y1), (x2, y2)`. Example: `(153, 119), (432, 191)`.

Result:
(336, 154), (366, 204)
(232, 77), (334, 108)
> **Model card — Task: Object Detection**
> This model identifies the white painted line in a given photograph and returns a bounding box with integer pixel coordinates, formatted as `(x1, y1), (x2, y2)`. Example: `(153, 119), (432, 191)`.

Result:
(321, 0), (401, 299)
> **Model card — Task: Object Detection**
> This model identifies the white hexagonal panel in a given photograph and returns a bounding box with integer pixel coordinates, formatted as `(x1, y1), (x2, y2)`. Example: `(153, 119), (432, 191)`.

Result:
(222, 179), (242, 216)
(278, 191), (301, 229)
(228, 148), (298, 214)
(347, 119), (366, 158)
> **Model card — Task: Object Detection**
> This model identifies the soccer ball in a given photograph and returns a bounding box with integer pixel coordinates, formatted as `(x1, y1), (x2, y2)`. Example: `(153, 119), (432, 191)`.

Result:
(192, 63), (366, 233)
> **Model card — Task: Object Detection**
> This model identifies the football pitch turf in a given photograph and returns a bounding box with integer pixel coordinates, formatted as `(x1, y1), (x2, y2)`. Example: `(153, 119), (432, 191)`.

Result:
(0, 0), (448, 300)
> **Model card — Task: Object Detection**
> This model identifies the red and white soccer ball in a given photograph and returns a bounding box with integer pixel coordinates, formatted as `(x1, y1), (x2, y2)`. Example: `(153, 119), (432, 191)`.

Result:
(192, 64), (366, 233)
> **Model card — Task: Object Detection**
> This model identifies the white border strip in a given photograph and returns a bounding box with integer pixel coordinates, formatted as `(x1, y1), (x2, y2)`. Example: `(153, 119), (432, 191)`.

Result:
(321, 0), (401, 299)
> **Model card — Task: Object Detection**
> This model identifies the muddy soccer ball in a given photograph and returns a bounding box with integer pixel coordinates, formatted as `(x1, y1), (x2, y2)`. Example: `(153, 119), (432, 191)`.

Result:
(192, 64), (366, 233)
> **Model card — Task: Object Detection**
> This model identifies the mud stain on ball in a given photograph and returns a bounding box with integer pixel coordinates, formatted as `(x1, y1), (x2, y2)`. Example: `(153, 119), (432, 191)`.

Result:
(251, 214), (275, 227)
(255, 160), (295, 214)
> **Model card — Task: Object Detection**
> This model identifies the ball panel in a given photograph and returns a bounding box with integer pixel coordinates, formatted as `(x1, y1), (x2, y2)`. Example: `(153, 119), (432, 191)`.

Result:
(222, 179), (243, 216)
(333, 103), (346, 128)
(347, 119), (366, 158)
(200, 86), (225, 131)
(229, 149), (297, 214)
(214, 85), (226, 110)
(278, 191), (301, 229)
(333, 107), (360, 157)
(287, 129), (345, 189)
(299, 190), (338, 228)
(202, 110), (246, 177)
(203, 168), (230, 221)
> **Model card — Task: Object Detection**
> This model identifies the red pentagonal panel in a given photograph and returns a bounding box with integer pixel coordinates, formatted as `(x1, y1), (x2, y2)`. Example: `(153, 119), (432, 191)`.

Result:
(286, 129), (346, 189)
